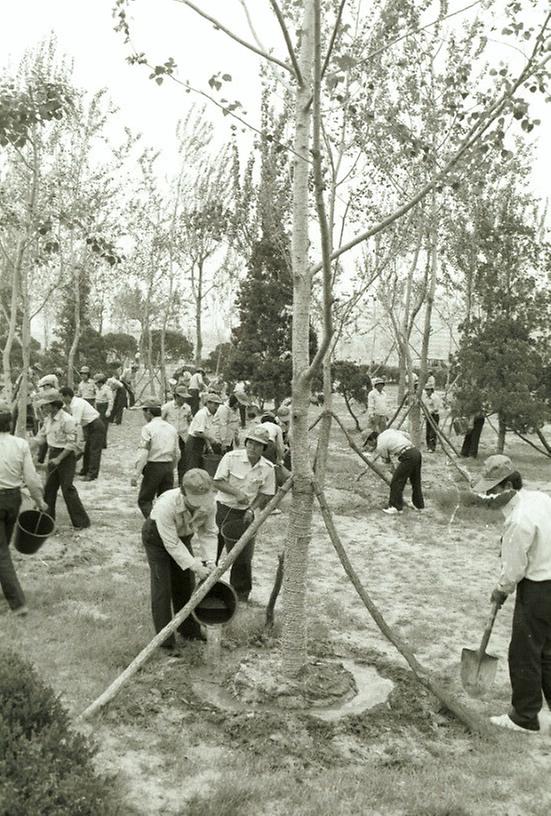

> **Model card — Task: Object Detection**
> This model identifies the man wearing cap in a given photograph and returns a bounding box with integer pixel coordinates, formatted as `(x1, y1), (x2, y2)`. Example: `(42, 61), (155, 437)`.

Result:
(37, 373), (60, 392)
(213, 425), (276, 601)
(184, 393), (223, 472)
(162, 387), (193, 481)
(0, 400), (48, 616)
(211, 394), (241, 455)
(473, 455), (551, 734)
(31, 390), (90, 529)
(77, 367), (96, 406)
(233, 380), (249, 429)
(422, 377), (443, 453)
(60, 387), (104, 482)
(141, 468), (214, 653)
(94, 373), (113, 449)
(364, 428), (424, 515)
(133, 401), (179, 518)
(188, 368), (206, 416)
(121, 362), (139, 407)
(367, 377), (389, 433)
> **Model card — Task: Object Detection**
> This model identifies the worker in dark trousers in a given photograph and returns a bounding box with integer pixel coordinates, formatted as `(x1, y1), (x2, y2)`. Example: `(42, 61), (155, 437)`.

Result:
(364, 428), (425, 515)
(188, 368), (206, 416)
(76, 366), (96, 406)
(213, 425), (275, 602)
(184, 393), (223, 472)
(461, 412), (485, 458)
(132, 401), (179, 518)
(31, 390), (90, 530)
(141, 468), (214, 653)
(421, 377), (442, 453)
(60, 387), (104, 481)
(94, 373), (113, 449)
(161, 386), (192, 483)
(0, 399), (48, 616)
(472, 455), (551, 733)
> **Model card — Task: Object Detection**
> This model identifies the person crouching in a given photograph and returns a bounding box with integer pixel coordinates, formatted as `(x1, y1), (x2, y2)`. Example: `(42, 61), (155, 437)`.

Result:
(364, 428), (425, 515)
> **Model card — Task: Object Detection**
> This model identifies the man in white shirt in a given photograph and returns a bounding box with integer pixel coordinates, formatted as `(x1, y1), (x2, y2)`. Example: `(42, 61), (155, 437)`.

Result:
(184, 393), (223, 472)
(0, 400), (48, 616)
(367, 377), (388, 432)
(32, 390), (90, 529)
(212, 394), (240, 455)
(133, 401), (179, 518)
(364, 428), (424, 515)
(422, 377), (443, 453)
(259, 412), (285, 464)
(141, 468), (214, 653)
(60, 387), (104, 481)
(213, 425), (276, 601)
(94, 373), (113, 449)
(77, 366), (96, 405)
(162, 386), (192, 481)
(188, 368), (206, 416)
(473, 455), (551, 734)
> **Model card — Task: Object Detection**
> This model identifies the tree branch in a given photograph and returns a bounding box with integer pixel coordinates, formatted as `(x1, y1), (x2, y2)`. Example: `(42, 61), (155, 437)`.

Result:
(175, 0), (295, 77)
(321, 0), (347, 80)
(269, 0), (304, 85)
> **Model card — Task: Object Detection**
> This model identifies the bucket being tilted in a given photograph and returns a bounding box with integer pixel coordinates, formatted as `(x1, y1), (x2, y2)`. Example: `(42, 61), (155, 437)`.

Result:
(192, 580), (238, 626)
(14, 510), (55, 554)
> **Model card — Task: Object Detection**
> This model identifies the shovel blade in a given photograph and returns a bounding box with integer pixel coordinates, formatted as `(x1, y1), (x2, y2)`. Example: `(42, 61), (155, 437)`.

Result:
(460, 647), (499, 697)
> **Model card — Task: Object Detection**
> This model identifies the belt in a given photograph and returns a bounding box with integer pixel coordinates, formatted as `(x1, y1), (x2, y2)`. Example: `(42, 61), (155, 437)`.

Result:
(397, 446), (414, 456)
(0, 487), (21, 494)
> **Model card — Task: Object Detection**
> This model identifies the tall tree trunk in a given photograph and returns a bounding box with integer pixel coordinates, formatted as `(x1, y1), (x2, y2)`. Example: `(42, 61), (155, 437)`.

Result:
(146, 324), (156, 398)
(159, 325), (167, 400)
(281, 0), (315, 678)
(16, 267), (32, 438)
(67, 264), (80, 389)
(2, 240), (23, 402)
(497, 413), (507, 453)
(411, 221), (438, 446)
(195, 260), (203, 365)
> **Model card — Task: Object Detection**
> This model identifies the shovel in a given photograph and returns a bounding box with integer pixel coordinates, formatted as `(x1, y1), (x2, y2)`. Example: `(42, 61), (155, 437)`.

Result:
(460, 601), (500, 697)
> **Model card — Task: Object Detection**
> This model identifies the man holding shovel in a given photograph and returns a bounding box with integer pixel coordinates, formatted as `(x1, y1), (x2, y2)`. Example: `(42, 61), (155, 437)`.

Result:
(473, 454), (551, 734)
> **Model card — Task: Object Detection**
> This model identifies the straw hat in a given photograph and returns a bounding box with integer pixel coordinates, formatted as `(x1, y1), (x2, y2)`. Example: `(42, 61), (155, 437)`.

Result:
(245, 425), (270, 447)
(472, 455), (515, 494)
(205, 392), (224, 404)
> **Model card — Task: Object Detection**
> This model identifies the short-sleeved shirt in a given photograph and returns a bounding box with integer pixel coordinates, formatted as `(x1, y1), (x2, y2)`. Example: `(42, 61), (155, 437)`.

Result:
(422, 391), (443, 413)
(368, 389), (388, 417)
(188, 406), (215, 439)
(69, 396), (100, 426)
(375, 429), (414, 461)
(162, 400), (192, 440)
(140, 417), (179, 463)
(95, 384), (114, 408)
(0, 433), (43, 503)
(77, 380), (96, 400)
(189, 373), (205, 390)
(214, 449), (276, 508)
(35, 409), (81, 452)
(212, 404), (240, 447)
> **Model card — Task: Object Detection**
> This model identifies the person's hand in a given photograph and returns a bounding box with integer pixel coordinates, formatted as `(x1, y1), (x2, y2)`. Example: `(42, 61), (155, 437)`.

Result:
(235, 490), (249, 506)
(490, 588), (508, 607)
(243, 508), (255, 523)
(106, 411), (111, 418)
(49, 457), (61, 467)
(37, 499), (49, 513)
(130, 477), (138, 487)
(192, 558), (210, 580)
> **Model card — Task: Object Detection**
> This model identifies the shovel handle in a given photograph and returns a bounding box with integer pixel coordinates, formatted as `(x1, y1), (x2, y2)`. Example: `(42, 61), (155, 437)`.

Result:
(478, 601), (500, 657)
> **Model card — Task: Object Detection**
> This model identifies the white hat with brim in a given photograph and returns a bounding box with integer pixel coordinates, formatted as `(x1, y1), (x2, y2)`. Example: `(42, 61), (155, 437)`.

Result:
(372, 377), (385, 386)
(245, 425), (270, 447)
(472, 455), (515, 494)
(205, 393), (224, 404)
(37, 389), (62, 405)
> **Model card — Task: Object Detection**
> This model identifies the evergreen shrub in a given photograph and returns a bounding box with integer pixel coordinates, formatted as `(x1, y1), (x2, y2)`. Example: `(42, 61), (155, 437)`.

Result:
(0, 650), (121, 816)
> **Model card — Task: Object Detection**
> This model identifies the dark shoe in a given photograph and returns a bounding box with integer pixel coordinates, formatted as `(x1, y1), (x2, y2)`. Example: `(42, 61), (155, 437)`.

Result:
(73, 523), (91, 530)
(81, 476), (96, 482)
(13, 605), (29, 618)
(180, 632), (207, 643)
(160, 644), (182, 658)
(78, 471), (87, 476)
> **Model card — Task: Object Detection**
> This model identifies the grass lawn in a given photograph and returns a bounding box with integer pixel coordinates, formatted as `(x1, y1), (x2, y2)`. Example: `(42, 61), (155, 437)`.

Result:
(2, 399), (551, 816)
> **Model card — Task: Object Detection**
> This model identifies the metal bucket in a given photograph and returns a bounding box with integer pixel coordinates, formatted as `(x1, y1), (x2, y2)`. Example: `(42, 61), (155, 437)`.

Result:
(192, 580), (238, 626)
(202, 452), (222, 478)
(14, 510), (55, 555)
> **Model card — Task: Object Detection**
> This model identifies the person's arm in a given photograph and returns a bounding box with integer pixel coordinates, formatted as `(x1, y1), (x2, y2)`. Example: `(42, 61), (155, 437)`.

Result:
(21, 443), (47, 509)
(275, 427), (285, 463)
(495, 518), (534, 595)
(106, 388), (114, 415)
(30, 423), (47, 450)
(193, 507), (218, 564)
(70, 399), (84, 426)
(154, 504), (209, 577)
(133, 426), (150, 482)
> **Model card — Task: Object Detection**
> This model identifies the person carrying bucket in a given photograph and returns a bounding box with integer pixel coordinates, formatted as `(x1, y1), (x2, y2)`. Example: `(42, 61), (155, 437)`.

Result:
(0, 400), (48, 617)
(30, 389), (91, 530)
(213, 425), (275, 602)
(141, 468), (215, 655)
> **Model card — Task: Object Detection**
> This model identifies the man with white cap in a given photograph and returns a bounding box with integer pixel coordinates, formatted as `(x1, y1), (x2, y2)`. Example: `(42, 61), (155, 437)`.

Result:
(133, 400), (179, 518)
(162, 386), (193, 481)
(473, 454), (551, 734)
(0, 399), (48, 616)
(31, 389), (90, 530)
(213, 425), (276, 601)
(141, 468), (214, 653)
(77, 366), (96, 406)
(367, 377), (388, 432)
(184, 393), (223, 472)
(422, 376), (442, 453)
